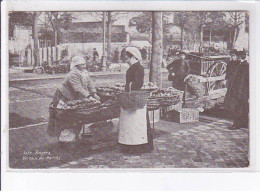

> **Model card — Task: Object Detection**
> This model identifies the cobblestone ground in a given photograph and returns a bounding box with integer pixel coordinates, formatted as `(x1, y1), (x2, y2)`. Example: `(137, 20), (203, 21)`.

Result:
(41, 115), (248, 169)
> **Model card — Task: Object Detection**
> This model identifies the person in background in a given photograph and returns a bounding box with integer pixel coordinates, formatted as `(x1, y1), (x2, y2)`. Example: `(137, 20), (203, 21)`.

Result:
(141, 46), (148, 61)
(47, 56), (100, 141)
(93, 48), (99, 62)
(224, 51), (249, 130)
(60, 49), (69, 61)
(167, 45), (173, 58)
(84, 55), (92, 71)
(167, 52), (190, 91)
(120, 46), (126, 63)
(226, 49), (239, 87)
(59, 49), (71, 72)
(113, 47), (120, 63)
(118, 47), (154, 154)
(162, 53), (168, 68)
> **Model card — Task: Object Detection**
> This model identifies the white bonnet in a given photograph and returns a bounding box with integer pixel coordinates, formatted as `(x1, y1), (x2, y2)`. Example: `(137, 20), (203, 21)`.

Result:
(70, 56), (86, 70)
(125, 47), (142, 61)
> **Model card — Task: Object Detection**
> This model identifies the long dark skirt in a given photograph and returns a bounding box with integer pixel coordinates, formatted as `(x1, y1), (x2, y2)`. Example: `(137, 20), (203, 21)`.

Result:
(118, 111), (154, 154)
(47, 88), (82, 138)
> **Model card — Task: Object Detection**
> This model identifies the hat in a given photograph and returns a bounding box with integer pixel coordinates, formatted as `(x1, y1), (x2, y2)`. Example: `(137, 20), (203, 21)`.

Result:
(125, 47), (142, 61)
(230, 49), (238, 55)
(178, 51), (186, 55)
(70, 56), (86, 70)
(237, 50), (246, 56)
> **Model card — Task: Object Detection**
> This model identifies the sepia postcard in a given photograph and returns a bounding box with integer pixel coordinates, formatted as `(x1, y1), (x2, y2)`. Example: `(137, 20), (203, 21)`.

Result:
(1, 0), (259, 190)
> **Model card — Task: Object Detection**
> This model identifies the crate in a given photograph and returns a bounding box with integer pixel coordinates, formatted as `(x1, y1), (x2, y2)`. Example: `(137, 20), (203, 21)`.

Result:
(171, 108), (199, 123)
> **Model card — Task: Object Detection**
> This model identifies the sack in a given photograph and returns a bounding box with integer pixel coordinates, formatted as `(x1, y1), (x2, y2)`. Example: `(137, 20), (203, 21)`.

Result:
(185, 75), (205, 98)
(59, 129), (76, 142)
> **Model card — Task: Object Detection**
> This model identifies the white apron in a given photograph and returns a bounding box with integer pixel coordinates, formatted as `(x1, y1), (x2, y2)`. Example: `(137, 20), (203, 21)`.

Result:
(118, 105), (148, 145)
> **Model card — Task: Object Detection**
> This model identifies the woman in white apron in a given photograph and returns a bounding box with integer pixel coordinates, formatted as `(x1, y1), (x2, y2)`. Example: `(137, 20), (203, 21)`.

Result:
(118, 47), (154, 154)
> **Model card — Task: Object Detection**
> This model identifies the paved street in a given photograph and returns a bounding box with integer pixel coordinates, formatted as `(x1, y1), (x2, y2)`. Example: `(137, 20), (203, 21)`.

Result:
(8, 70), (249, 169)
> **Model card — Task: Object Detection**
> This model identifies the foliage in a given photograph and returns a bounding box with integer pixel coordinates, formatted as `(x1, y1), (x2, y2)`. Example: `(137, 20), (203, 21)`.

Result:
(45, 12), (75, 31)
(9, 12), (34, 37)
(173, 11), (192, 30)
(129, 12), (173, 34)
(60, 32), (127, 43)
(245, 12), (249, 33)
(129, 12), (152, 33)
(225, 11), (245, 48)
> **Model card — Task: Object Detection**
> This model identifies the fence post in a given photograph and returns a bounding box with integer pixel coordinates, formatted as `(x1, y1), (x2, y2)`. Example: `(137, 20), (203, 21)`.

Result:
(39, 48), (42, 65)
(31, 48), (33, 66)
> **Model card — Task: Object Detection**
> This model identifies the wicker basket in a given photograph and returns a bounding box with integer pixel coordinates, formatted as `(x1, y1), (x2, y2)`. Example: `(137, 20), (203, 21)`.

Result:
(161, 92), (183, 106)
(171, 108), (199, 123)
(116, 91), (150, 109)
(147, 97), (162, 110)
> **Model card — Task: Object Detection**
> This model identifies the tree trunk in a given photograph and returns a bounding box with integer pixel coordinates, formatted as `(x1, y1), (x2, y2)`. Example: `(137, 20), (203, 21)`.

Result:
(54, 30), (58, 47)
(33, 13), (40, 70)
(200, 26), (203, 52)
(232, 28), (237, 50)
(102, 11), (107, 71)
(229, 30), (232, 50)
(149, 12), (162, 88)
(107, 11), (112, 62)
(209, 27), (212, 46)
(54, 30), (58, 62)
(180, 25), (184, 50)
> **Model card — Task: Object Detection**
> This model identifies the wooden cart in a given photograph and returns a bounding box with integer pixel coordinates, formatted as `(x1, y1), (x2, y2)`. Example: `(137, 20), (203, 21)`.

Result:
(186, 53), (230, 99)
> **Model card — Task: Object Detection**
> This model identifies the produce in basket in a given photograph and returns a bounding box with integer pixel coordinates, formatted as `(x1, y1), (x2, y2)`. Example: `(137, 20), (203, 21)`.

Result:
(96, 87), (121, 97)
(150, 89), (172, 97)
(66, 98), (100, 110)
(142, 82), (158, 90)
(115, 82), (125, 87)
(149, 89), (183, 106)
(101, 99), (119, 107)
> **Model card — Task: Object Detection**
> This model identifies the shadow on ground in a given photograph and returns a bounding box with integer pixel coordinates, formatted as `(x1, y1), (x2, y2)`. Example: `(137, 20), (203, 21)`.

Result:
(201, 107), (233, 120)
(9, 122), (169, 169)
(9, 113), (47, 128)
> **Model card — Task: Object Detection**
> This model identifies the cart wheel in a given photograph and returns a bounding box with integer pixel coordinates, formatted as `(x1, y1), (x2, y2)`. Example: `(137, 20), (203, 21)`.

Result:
(206, 60), (227, 93)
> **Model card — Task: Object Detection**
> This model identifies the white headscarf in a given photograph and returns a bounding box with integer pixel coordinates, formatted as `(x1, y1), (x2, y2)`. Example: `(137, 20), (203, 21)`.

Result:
(70, 56), (86, 70)
(70, 56), (89, 77)
(125, 47), (142, 61)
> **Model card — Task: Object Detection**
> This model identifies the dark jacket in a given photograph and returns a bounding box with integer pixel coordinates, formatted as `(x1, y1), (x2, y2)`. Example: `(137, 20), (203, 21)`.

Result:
(224, 60), (249, 124)
(226, 60), (238, 80)
(167, 59), (190, 91)
(121, 48), (126, 62)
(167, 58), (190, 77)
(125, 62), (144, 92)
(141, 48), (147, 60)
(93, 50), (99, 60)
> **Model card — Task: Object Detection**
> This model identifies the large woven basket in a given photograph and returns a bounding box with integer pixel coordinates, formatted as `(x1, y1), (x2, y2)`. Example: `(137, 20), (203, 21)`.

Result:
(147, 97), (162, 110)
(172, 108), (199, 123)
(116, 90), (150, 109)
(161, 90), (184, 106)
